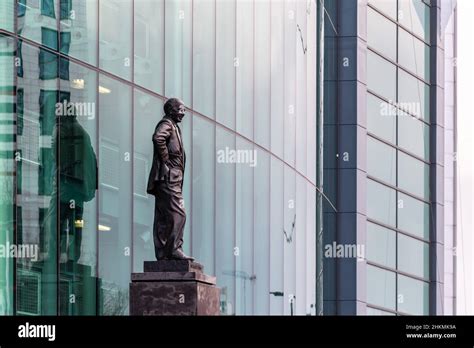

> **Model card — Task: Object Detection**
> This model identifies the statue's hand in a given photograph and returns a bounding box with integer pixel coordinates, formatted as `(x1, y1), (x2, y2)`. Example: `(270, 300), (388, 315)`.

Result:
(159, 162), (170, 181)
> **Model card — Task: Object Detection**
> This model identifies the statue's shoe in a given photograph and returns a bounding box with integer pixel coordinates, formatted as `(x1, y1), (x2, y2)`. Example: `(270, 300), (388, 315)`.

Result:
(170, 249), (195, 261)
(156, 252), (169, 261)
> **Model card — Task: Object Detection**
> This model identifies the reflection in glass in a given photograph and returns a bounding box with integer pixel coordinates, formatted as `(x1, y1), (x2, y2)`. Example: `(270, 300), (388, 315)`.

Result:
(0, 34), (15, 315)
(60, 0), (98, 66)
(17, 0), (58, 50)
(134, 0), (164, 94)
(193, 0), (216, 118)
(99, 0), (133, 80)
(398, 28), (430, 81)
(0, 0), (14, 32)
(398, 0), (430, 42)
(15, 41), (58, 315)
(57, 61), (98, 315)
(98, 74), (132, 315)
(1, 0), (320, 317)
(164, 0), (192, 105)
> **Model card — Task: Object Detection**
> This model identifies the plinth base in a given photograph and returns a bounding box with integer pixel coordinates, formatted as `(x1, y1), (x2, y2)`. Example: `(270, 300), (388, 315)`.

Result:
(130, 260), (220, 316)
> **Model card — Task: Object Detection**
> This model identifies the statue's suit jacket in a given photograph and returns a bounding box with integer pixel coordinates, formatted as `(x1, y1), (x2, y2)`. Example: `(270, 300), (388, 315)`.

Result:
(147, 116), (186, 195)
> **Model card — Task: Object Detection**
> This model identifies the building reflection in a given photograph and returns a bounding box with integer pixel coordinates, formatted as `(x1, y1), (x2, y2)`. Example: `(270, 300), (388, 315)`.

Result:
(2, 0), (319, 316)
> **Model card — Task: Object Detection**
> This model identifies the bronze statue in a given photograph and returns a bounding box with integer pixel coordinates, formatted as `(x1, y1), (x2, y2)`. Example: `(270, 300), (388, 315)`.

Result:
(147, 98), (194, 261)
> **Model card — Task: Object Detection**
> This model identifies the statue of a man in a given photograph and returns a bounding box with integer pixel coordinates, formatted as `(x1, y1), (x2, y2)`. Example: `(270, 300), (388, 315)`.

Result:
(146, 98), (194, 261)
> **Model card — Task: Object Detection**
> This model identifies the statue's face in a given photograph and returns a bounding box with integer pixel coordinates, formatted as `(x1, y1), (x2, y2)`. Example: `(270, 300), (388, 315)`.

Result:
(169, 101), (185, 123)
(175, 104), (186, 122)
(164, 98), (186, 123)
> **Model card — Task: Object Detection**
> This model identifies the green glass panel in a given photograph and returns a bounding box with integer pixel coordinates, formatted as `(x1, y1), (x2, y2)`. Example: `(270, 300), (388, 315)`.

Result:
(397, 192), (430, 240)
(398, 151), (429, 200)
(398, 274), (429, 314)
(367, 265), (396, 310)
(367, 51), (396, 101)
(367, 222), (396, 268)
(368, 7), (397, 60)
(367, 179), (396, 227)
(397, 233), (429, 279)
(367, 137), (396, 186)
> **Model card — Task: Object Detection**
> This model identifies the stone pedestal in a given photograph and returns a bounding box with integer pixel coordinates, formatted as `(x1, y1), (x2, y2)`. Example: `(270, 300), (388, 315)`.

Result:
(130, 260), (220, 316)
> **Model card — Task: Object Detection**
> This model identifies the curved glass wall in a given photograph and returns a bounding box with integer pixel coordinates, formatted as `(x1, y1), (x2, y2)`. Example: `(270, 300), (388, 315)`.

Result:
(0, 0), (320, 315)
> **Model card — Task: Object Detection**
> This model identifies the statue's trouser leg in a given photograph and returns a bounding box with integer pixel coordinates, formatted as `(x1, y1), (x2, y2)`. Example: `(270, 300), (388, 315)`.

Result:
(153, 180), (186, 259)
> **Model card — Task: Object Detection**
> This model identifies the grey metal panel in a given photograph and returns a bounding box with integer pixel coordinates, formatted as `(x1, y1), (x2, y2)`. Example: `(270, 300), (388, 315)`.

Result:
(325, 37), (339, 81)
(338, 169), (358, 213)
(339, 0), (368, 41)
(323, 300), (337, 315)
(339, 125), (358, 169)
(333, 0), (368, 315)
(337, 213), (367, 302)
(338, 37), (367, 84)
(338, 169), (367, 215)
(338, 300), (367, 315)
(338, 0), (359, 37)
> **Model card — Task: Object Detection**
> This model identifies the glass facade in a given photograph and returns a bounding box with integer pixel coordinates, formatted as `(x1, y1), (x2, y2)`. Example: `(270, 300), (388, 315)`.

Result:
(0, 0), (319, 315)
(0, 0), (455, 318)
(366, 0), (431, 315)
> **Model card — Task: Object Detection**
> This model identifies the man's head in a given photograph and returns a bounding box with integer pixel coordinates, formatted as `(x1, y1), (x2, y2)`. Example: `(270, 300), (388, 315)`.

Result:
(164, 98), (186, 123)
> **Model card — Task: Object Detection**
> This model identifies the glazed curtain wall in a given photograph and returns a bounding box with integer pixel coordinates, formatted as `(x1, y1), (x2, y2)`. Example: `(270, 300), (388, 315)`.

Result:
(366, 0), (431, 315)
(0, 0), (319, 315)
